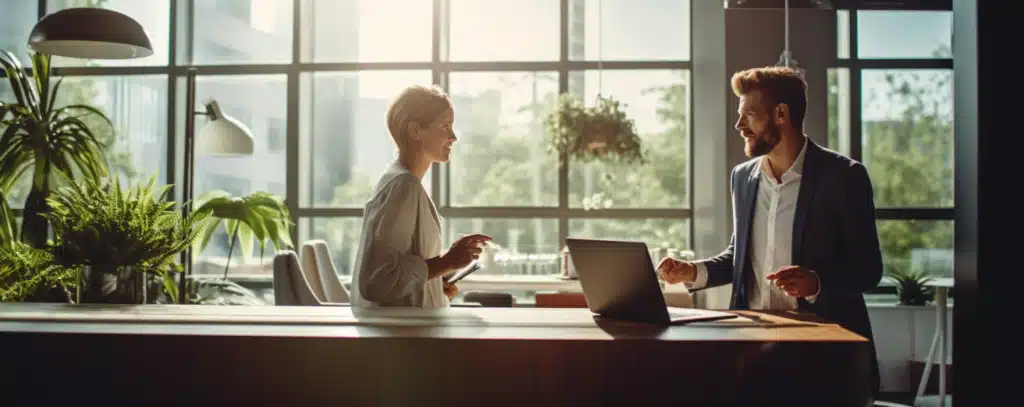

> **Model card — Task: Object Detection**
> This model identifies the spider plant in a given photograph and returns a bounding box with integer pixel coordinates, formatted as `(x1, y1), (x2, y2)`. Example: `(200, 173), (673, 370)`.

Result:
(192, 190), (293, 279)
(0, 189), (17, 248)
(886, 267), (935, 306)
(0, 51), (111, 248)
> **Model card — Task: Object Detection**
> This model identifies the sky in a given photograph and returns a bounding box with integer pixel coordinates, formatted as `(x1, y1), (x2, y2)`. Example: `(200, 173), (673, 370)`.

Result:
(852, 9), (953, 121)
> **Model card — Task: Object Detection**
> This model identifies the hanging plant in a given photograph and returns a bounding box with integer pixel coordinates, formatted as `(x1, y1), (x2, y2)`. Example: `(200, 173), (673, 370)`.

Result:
(544, 93), (646, 165)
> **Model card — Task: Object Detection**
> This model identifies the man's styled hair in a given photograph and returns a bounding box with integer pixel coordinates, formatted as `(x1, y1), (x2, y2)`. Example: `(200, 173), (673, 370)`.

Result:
(731, 66), (808, 130)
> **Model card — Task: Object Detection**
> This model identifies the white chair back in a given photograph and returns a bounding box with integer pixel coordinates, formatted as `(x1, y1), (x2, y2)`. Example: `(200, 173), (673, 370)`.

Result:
(308, 240), (351, 303)
(299, 243), (327, 302)
(273, 250), (321, 306)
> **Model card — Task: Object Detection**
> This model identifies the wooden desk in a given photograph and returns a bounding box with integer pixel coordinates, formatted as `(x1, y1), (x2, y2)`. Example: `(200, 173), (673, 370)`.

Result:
(0, 304), (873, 406)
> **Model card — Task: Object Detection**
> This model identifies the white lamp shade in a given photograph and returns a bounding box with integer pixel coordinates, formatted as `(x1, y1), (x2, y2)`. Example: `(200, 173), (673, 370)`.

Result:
(196, 115), (254, 156)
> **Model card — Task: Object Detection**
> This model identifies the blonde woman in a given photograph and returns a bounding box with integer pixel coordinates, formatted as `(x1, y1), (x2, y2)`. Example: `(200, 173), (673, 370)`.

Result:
(351, 85), (491, 308)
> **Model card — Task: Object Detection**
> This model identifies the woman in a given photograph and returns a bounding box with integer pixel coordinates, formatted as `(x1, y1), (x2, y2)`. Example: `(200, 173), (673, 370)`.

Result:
(351, 84), (491, 308)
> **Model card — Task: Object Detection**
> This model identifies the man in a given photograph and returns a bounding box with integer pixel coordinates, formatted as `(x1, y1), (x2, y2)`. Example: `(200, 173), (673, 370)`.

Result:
(658, 66), (882, 397)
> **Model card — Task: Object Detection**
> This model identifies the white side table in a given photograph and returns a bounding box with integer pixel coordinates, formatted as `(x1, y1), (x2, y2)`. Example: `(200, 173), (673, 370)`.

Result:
(914, 277), (953, 407)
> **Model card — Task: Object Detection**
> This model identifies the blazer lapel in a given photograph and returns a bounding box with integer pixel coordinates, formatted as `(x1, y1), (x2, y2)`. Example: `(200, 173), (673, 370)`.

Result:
(738, 167), (760, 259)
(733, 164), (760, 309)
(792, 140), (820, 264)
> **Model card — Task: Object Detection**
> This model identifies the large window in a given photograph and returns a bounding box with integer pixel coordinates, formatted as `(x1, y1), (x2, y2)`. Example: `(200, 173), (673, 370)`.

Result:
(0, 1), (38, 65)
(186, 75), (288, 275)
(567, 70), (690, 209)
(2, 0), (692, 303)
(302, 0), (432, 63)
(831, 8), (954, 285)
(447, 71), (559, 207)
(446, 0), (559, 61)
(298, 70), (434, 208)
(3, 1), (956, 305)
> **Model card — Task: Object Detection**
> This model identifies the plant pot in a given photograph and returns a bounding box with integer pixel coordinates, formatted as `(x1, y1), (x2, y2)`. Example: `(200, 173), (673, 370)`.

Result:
(897, 286), (930, 306)
(76, 265), (147, 304)
(583, 128), (613, 153)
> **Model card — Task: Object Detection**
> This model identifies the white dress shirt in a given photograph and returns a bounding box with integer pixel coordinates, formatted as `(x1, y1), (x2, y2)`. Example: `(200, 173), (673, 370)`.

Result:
(691, 138), (819, 310)
(351, 161), (449, 308)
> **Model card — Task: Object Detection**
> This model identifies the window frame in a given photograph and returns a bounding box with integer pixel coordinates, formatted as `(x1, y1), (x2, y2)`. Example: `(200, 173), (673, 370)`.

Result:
(835, 4), (955, 294)
(0, 1), (956, 300)
(2, 0), (694, 285)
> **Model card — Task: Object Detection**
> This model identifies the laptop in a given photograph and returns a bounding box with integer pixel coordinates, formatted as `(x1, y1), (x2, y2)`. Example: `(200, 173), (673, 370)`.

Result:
(565, 237), (738, 325)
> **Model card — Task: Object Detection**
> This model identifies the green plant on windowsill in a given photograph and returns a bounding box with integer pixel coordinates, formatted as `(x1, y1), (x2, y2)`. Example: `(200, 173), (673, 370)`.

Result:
(886, 267), (935, 306)
(544, 93), (647, 166)
(191, 190), (294, 281)
(0, 188), (17, 248)
(0, 188), (77, 302)
(0, 240), (78, 303)
(43, 173), (206, 304)
(0, 51), (113, 249)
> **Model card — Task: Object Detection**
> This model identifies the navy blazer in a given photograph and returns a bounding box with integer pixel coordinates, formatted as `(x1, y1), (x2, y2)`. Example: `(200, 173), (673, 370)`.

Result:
(698, 139), (883, 391)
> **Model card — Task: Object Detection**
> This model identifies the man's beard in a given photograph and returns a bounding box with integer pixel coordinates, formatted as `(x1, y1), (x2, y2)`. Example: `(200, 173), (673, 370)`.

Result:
(747, 122), (781, 158)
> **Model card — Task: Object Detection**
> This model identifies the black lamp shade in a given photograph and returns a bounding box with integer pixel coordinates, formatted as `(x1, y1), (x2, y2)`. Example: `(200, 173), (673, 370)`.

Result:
(27, 8), (153, 59)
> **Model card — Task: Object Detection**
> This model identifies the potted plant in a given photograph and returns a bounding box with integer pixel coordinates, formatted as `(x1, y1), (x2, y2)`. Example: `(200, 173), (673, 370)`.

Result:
(172, 190), (291, 306)
(0, 189), (17, 247)
(887, 267), (935, 306)
(0, 189), (77, 302)
(544, 93), (646, 165)
(0, 52), (112, 248)
(0, 240), (78, 303)
(43, 174), (205, 304)
(191, 190), (294, 280)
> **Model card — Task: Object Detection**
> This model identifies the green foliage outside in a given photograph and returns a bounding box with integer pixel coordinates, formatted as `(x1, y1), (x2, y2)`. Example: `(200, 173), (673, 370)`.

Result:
(324, 55), (953, 280)
(829, 44), (955, 278)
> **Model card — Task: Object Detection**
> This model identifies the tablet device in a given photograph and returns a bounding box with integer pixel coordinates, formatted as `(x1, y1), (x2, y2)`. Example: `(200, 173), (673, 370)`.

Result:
(446, 262), (481, 284)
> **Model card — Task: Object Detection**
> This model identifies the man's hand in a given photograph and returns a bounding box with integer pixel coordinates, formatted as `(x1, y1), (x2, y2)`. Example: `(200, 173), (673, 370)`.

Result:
(765, 266), (819, 298)
(443, 281), (459, 301)
(656, 257), (696, 285)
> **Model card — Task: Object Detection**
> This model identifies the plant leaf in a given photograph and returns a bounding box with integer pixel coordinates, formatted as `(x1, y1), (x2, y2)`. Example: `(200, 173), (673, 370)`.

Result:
(236, 222), (255, 264)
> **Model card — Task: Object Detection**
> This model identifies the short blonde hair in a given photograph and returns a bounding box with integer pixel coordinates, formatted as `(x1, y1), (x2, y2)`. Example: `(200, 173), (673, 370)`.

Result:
(386, 85), (452, 149)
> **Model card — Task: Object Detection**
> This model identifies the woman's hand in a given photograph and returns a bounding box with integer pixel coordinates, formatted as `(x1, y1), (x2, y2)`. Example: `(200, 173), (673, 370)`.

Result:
(443, 280), (459, 301)
(442, 234), (492, 271)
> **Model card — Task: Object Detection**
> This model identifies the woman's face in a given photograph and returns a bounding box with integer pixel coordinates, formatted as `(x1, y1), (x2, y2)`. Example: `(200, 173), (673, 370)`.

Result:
(411, 107), (456, 163)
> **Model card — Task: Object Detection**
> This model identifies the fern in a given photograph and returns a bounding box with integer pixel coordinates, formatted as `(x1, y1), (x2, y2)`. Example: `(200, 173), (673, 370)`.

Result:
(0, 241), (76, 302)
(43, 172), (207, 273)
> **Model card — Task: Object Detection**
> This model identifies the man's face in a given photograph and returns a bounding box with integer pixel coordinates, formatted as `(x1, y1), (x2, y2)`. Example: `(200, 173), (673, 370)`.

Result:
(734, 90), (782, 158)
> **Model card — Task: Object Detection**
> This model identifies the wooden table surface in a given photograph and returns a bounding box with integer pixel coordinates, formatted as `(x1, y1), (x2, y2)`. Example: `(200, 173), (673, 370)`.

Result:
(0, 303), (863, 341)
(0, 304), (873, 406)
